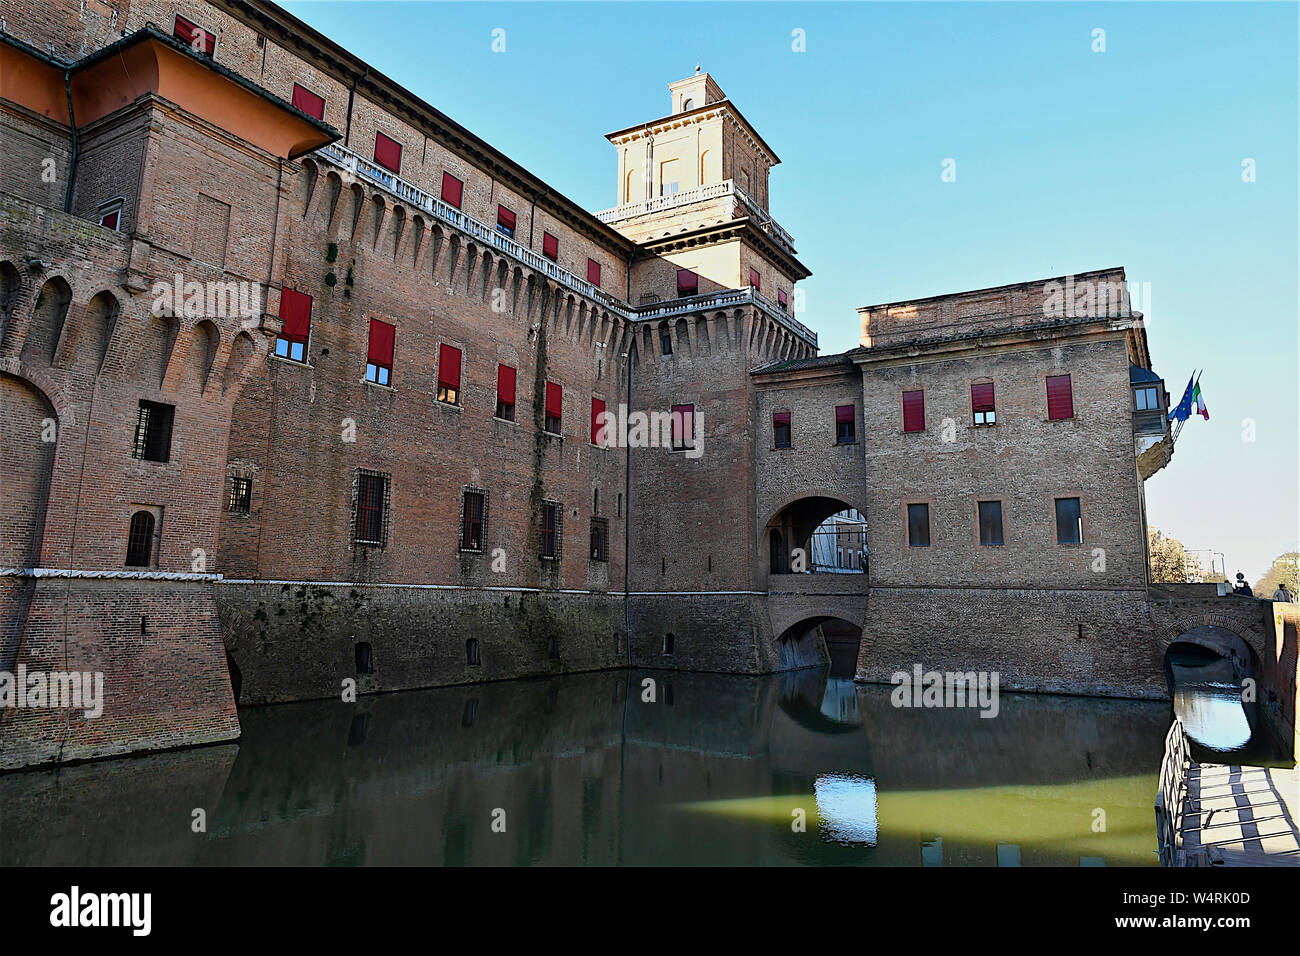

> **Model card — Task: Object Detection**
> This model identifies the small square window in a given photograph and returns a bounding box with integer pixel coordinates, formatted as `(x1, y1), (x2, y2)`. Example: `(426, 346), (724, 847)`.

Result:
(1135, 386), (1159, 411)
(1055, 497), (1082, 545)
(365, 362), (390, 386)
(353, 470), (390, 547)
(590, 518), (609, 562)
(540, 501), (561, 559)
(773, 410), (791, 449)
(227, 476), (252, 513)
(907, 503), (930, 547)
(835, 405), (855, 444)
(98, 201), (123, 231)
(461, 489), (486, 552)
(978, 500), (1004, 546)
(132, 400), (175, 462)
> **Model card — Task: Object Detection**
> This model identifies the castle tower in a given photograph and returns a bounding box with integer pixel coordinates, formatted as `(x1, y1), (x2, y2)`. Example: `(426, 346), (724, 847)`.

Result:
(598, 72), (810, 312)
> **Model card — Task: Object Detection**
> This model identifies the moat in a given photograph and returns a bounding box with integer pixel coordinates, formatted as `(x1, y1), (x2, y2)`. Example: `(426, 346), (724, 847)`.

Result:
(0, 660), (1265, 866)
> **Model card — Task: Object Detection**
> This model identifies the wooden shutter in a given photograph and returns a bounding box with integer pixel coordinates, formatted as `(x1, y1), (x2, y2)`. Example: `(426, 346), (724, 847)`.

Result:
(291, 83), (325, 120)
(279, 289), (312, 342)
(497, 205), (516, 231)
(545, 382), (562, 420)
(497, 364), (516, 404)
(591, 397), (606, 444)
(676, 269), (698, 296)
(367, 319), (395, 366)
(1046, 375), (1074, 420)
(174, 15), (216, 56)
(971, 382), (995, 413)
(587, 258), (601, 286)
(902, 390), (925, 432)
(542, 232), (558, 261)
(441, 173), (463, 209)
(438, 344), (461, 391)
(749, 268), (761, 291)
(373, 132), (402, 173)
(835, 404), (855, 424)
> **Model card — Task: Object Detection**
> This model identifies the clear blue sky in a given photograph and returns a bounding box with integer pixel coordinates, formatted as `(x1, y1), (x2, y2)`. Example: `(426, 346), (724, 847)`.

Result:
(286, 1), (1298, 582)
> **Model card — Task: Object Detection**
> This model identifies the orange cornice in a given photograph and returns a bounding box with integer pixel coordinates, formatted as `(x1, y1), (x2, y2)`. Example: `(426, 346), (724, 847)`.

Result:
(1, 30), (336, 160)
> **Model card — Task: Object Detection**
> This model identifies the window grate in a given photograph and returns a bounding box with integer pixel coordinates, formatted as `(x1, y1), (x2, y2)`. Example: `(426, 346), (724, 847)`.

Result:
(126, 511), (155, 566)
(352, 469), (391, 547)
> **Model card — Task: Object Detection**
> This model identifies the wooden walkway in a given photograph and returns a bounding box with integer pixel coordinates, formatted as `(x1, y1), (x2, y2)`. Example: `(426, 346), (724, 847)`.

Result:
(1182, 762), (1300, 865)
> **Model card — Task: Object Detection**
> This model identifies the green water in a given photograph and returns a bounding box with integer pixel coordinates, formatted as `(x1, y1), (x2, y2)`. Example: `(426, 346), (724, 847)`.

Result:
(0, 669), (1172, 866)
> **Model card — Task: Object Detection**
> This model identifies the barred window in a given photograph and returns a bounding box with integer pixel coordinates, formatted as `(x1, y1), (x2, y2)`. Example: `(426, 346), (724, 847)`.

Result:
(590, 517), (609, 562)
(132, 400), (174, 462)
(126, 511), (155, 567)
(540, 501), (562, 559)
(227, 476), (252, 513)
(461, 488), (487, 552)
(352, 469), (391, 547)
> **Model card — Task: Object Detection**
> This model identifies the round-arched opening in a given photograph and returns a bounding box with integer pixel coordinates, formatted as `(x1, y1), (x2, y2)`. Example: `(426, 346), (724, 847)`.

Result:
(1164, 626), (1261, 755)
(764, 496), (867, 577)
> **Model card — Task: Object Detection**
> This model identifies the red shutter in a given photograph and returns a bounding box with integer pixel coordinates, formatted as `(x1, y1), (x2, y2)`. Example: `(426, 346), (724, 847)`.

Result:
(542, 232), (558, 261)
(1046, 375), (1074, 420)
(902, 390), (925, 432)
(835, 404), (854, 424)
(971, 382), (995, 412)
(676, 269), (698, 296)
(545, 382), (562, 420)
(749, 268), (761, 291)
(367, 318), (395, 366)
(591, 397), (606, 445)
(438, 344), (461, 391)
(778, 288), (788, 308)
(497, 363), (516, 404)
(587, 258), (601, 287)
(279, 289), (312, 342)
(671, 403), (694, 446)
(773, 410), (791, 426)
(374, 132), (402, 173)
(174, 15), (216, 56)
(441, 173), (463, 209)
(291, 83), (325, 120)
(497, 205), (516, 231)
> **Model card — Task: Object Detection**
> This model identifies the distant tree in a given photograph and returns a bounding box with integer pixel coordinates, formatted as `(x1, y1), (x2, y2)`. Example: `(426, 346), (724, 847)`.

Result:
(1148, 528), (1189, 583)
(1254, 552), (1299, 598)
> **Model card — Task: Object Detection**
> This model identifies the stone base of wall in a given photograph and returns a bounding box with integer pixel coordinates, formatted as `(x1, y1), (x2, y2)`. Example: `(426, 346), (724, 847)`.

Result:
(215, 583), (627, 704)
(0, 578), (240, 771)
(857, 587), (1167, 700)
(627, 593), (829, 673)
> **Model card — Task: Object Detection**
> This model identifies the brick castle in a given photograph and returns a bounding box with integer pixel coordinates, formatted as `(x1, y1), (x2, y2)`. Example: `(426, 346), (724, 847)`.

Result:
(0, 0), (1181, 769)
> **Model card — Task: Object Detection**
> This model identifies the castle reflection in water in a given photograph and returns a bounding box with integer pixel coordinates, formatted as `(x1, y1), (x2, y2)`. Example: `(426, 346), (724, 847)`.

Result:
(1, 669), (1171, 866)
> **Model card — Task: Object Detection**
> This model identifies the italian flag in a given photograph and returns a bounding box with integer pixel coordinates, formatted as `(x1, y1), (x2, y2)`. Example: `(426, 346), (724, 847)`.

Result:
(1192, 379), (1209, 420)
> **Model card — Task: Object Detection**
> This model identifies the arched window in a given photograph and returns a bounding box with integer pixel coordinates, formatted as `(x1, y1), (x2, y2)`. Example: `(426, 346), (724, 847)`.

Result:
(126, 511), (155, 566)
(663, 632), (675, 656)
(682, 97), (694, 111)
(466, 638), (481, 666)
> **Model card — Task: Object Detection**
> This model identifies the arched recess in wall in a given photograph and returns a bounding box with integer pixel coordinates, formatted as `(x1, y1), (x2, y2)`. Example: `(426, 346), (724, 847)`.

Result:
(0, 372), (57, 567)
(74, 290), (119, 374)
(21, 276), (72, 365)
(626, 168), (636, 204)
(140, 313), (180, 388)
(184, 320), (220, 392)
(222, 330), (257, 396)
(0, 260), (22, 344)
(296, 158), (319, 218)
(700, 149), (710, 185)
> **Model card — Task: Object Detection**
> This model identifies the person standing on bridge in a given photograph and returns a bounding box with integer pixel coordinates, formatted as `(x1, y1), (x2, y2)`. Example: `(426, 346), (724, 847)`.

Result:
(1233, 572), (1254, 597)
(1272, 583), (1294, 602)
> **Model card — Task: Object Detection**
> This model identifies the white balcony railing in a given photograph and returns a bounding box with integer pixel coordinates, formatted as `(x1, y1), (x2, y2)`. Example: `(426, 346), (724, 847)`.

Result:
(596, 178), (796, 252)
(313, 143), (815, 347)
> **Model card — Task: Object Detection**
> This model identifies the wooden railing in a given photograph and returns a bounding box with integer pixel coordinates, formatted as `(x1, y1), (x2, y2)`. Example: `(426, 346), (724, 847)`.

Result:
(1155, 717), (1190, 866)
